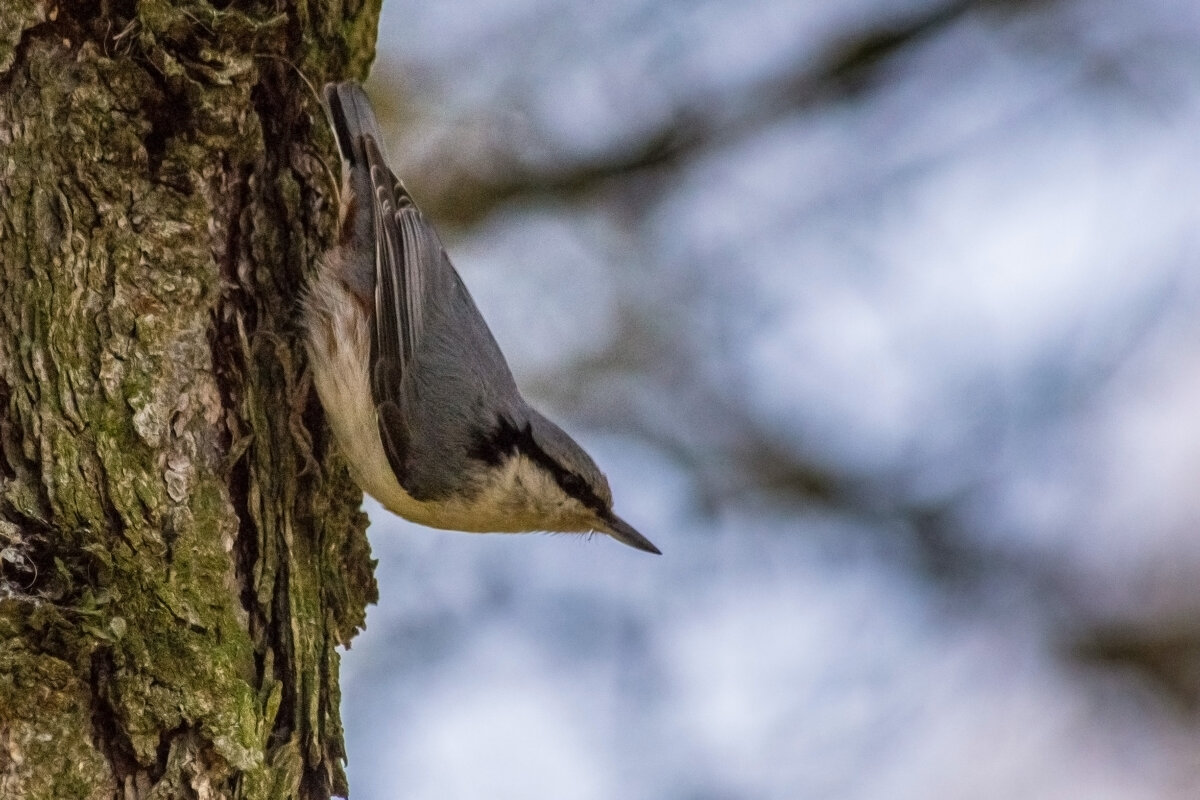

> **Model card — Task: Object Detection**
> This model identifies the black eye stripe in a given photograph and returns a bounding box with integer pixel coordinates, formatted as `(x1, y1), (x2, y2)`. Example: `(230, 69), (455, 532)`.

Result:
(470, 416), (608, 516)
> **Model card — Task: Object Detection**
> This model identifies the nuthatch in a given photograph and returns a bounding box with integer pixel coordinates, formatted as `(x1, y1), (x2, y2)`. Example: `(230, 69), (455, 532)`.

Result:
(303, 81), (660, 555)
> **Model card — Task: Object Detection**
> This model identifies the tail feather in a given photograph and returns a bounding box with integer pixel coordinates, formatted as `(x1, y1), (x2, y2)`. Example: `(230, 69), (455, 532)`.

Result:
(322, 80), (386, 285)
(323, 81), (386, 166)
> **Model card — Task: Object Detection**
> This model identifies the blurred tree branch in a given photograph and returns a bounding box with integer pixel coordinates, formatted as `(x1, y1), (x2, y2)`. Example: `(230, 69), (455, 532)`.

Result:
(413, 0), (1052, 226)
(1072, 625), (1200, 715)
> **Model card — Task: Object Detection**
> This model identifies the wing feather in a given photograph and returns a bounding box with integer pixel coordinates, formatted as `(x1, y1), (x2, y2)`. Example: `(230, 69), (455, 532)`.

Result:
(361, 136), (443, 488)
(364, 139), (429, 377)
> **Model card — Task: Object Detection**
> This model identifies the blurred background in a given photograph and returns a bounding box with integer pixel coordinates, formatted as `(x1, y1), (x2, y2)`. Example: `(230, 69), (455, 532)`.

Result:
(340, 0), (1200, 797)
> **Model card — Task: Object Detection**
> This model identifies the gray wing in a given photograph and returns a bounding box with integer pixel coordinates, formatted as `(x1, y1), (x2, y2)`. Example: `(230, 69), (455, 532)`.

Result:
(355, 133), (527, 501)
(361, 136), (436, 488)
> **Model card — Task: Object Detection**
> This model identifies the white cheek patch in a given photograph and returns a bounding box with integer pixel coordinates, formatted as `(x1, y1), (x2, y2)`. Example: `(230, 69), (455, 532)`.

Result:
(476, 455), (596, 533)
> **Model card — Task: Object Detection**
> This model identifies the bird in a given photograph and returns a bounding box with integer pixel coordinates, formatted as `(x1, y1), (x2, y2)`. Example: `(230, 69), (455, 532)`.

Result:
(302, 80), (660, 555)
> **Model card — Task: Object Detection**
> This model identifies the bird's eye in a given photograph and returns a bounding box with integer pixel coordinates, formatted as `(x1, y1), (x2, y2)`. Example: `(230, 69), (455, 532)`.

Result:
(560, 473), (586, 498)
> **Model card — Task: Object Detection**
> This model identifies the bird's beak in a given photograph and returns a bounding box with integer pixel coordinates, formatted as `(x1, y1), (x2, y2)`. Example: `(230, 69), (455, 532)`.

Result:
(602, 514), (661, 555)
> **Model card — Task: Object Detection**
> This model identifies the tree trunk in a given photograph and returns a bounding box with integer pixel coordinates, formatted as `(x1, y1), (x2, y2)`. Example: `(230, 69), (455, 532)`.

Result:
(0, 1), (381, 797)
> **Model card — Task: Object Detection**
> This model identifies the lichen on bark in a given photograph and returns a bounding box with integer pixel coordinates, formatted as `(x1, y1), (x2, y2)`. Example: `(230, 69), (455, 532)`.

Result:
(0, 1), (381, 798)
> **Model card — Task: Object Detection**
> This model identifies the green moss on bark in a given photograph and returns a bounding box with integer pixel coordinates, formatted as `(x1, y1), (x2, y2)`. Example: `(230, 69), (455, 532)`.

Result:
(0, 631), (114, 800)
(0, 0), (382, 797)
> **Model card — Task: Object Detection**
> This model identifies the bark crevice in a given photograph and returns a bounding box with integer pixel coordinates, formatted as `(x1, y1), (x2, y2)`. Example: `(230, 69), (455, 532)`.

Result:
(0, 1), (384, 797)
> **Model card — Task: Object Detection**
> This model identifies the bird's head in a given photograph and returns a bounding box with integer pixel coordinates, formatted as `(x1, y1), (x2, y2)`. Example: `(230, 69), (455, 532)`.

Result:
(468, 410), (661, 554)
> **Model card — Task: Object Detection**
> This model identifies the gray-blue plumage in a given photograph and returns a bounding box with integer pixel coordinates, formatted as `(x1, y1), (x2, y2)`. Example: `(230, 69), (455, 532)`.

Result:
(310, 81), (659, 554)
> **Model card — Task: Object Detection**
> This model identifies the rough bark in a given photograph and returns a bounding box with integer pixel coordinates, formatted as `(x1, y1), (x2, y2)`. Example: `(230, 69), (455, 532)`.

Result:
(0, 1), (381, 797)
